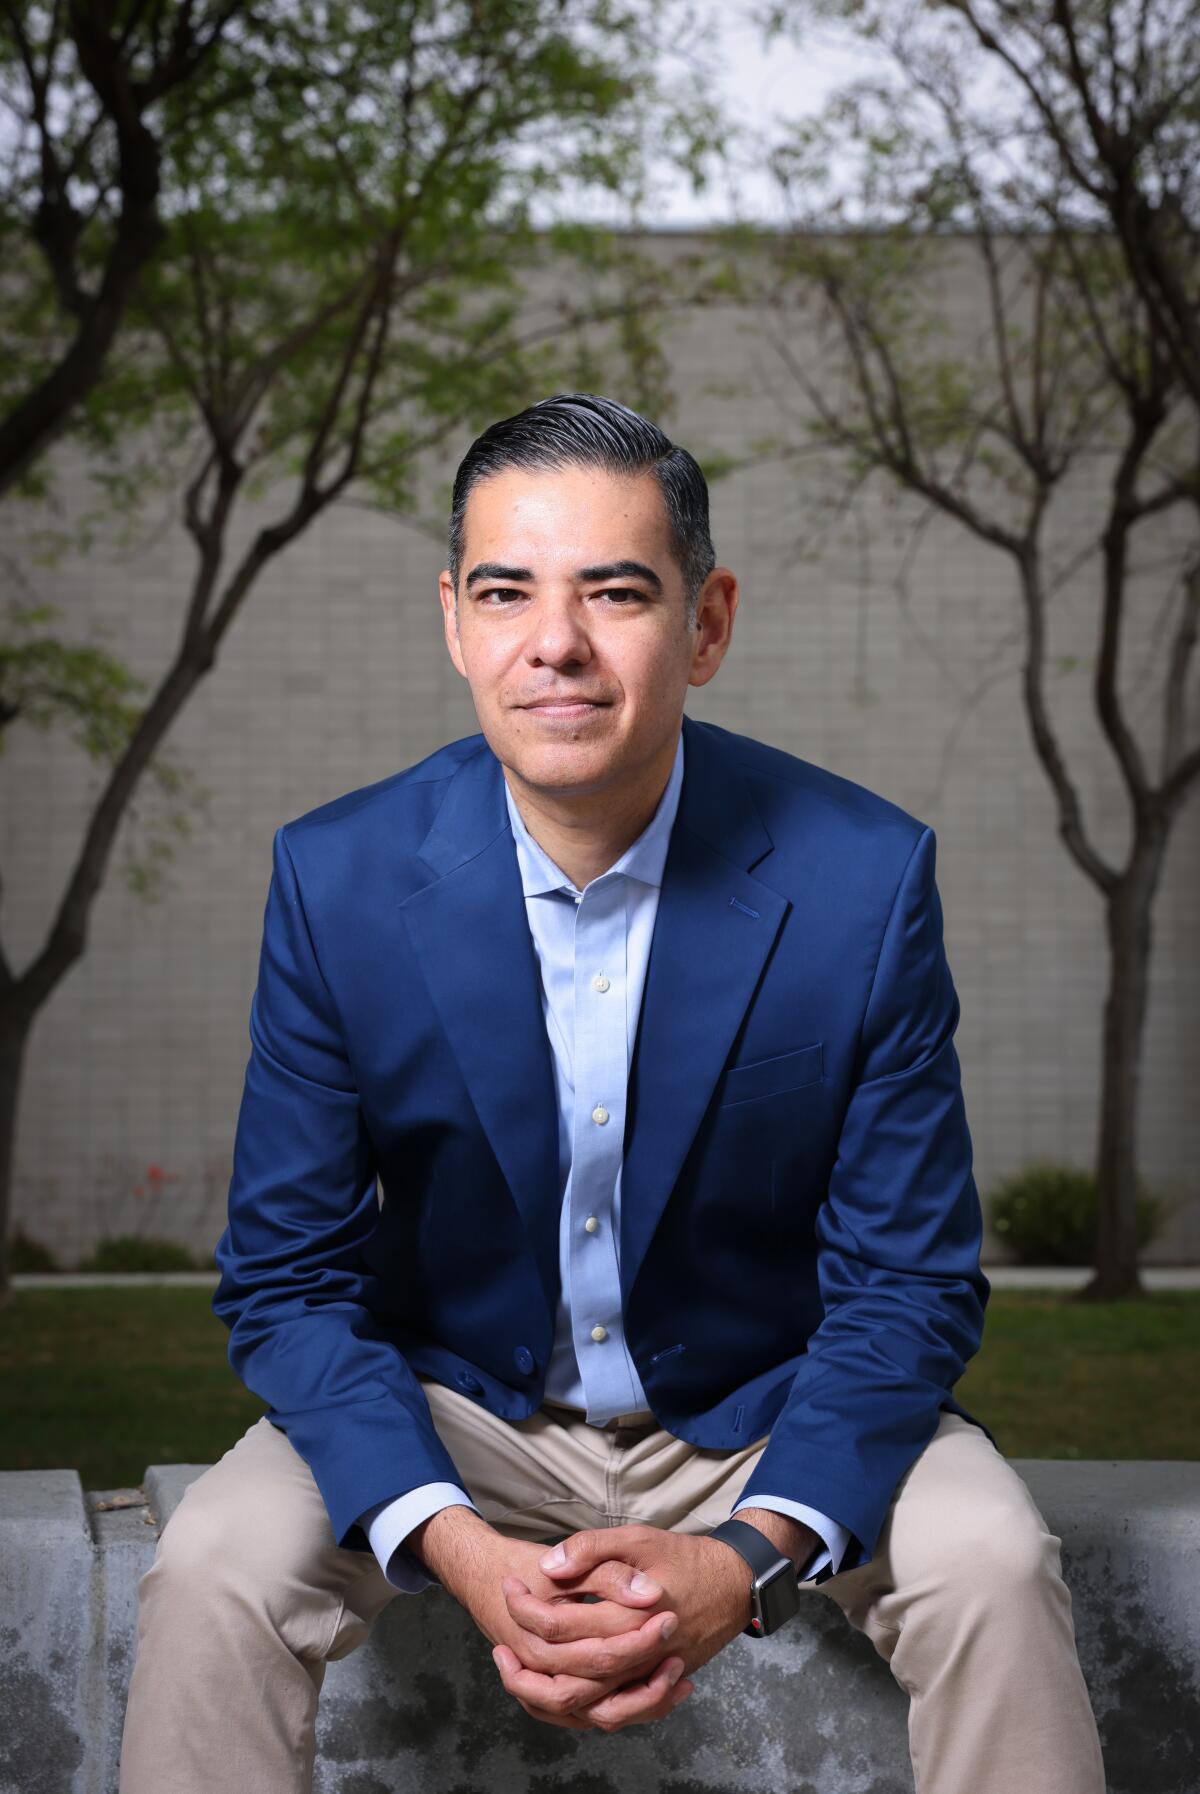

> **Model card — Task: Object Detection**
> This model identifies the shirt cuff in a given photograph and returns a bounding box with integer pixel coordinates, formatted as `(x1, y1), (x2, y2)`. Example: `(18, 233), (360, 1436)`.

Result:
(358, 1483), (481, 1593)
(730, 1494), (851, 1583)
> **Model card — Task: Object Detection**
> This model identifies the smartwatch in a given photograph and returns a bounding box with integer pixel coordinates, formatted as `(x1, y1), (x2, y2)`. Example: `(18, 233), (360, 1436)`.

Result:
(706, 1517), (801, 1637)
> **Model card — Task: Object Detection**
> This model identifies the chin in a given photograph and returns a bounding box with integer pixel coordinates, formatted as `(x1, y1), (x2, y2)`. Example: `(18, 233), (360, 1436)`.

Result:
(507, 739), (620, 791)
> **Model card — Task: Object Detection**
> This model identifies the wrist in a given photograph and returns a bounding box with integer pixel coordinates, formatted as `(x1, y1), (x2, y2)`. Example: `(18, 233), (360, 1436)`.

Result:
(702, 1533), (757, 1631)
(408, 1503), (496, 1586)
(732, 1507), (817, 1576)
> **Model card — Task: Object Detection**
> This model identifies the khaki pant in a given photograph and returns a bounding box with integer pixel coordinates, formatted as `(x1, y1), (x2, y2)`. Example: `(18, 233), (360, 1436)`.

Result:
(119, 1377), (1106, 1794)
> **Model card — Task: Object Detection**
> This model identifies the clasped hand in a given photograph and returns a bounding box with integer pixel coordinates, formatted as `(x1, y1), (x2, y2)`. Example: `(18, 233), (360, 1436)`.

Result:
(483, 1523), (751, 1732)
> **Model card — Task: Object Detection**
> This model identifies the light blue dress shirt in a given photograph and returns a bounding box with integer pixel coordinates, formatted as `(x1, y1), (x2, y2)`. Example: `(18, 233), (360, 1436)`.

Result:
(359, 728), (849, 1591)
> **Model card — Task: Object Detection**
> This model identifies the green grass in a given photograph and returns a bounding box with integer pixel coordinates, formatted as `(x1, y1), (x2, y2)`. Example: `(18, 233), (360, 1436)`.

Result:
(0, 1287), (1196, 1489)
(0, 1286), (265, 1488)
(957, 1290), (1200, 1459)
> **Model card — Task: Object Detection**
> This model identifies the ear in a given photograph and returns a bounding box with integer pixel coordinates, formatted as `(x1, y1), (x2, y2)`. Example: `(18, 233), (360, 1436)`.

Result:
(688, 568), (738, 691)
(439, 570), (467, 680)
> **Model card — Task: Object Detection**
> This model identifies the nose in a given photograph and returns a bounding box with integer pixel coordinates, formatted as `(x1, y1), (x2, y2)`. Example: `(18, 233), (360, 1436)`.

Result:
(524, 590), (593, 670)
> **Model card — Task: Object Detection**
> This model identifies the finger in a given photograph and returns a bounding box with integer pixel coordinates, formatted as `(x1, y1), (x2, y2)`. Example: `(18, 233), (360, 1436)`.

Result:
(501, 1594), (679, 1677)
(537, 1530), (611, 1580)
(584, 1657), (694, 1732)
(491, 1642), (610, 1720)
(512, 1694), (593, 1733)
(567, 1556), (666, 1606)
(536, 1526), (662, 1596)
(502, 1578), (677, 1649)
(523, 1554), (665, 1606)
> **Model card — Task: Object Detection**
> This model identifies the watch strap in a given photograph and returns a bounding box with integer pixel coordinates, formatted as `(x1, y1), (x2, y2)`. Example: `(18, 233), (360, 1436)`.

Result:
(707, 1517), (800, 1636)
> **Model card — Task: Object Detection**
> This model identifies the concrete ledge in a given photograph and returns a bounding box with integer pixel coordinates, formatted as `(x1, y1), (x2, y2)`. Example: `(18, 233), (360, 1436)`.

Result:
(12, 1266), (1200, 1289)
(1, 1461), (1197, 1794)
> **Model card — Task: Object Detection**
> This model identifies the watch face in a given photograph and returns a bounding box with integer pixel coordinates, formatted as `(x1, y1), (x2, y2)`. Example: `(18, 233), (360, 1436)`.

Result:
(753, 1559), (801, 1635)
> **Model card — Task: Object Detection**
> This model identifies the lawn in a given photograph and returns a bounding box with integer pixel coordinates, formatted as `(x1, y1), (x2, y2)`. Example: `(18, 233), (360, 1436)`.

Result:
(0, 1287), (1196, 1490)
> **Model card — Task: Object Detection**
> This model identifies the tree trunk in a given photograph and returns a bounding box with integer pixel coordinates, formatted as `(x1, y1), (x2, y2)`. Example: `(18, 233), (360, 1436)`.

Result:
(0, 1001), (34, 1307)
(1079, 827), (1168, 1301)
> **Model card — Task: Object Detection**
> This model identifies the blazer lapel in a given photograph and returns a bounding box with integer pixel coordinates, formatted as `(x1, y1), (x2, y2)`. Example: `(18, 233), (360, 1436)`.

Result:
(618, 715), (790, 1305)
(398, 743), (562, 1316)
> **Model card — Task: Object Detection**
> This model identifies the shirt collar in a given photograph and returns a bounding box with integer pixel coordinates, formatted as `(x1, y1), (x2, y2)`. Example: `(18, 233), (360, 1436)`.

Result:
(503, 727), (685, 898)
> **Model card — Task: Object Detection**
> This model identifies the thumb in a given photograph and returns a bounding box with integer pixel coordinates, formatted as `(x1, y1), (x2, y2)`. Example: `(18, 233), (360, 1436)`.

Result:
(537, 1534), (593, 1576)
(538, 1535), (663, 1599)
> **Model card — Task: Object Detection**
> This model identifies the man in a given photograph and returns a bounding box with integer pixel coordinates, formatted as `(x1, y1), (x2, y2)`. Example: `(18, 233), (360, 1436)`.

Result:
(119, 392), (1106, 1794)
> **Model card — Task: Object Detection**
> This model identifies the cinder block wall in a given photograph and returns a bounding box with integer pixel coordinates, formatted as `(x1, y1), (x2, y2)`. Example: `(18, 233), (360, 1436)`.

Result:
(2, 230), (1197, 1265)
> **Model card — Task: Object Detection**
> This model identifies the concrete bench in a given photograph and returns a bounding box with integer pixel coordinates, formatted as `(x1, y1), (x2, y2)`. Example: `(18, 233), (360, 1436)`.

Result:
(1, 1460), (1196, 1794)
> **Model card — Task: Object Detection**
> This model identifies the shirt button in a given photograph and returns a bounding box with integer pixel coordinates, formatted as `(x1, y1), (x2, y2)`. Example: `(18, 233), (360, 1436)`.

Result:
(592, 973), (610, 992)
(590, 1324), (608, 1342)
(584, 1215), (599, 1233)
(592, 1105), (609, 1125)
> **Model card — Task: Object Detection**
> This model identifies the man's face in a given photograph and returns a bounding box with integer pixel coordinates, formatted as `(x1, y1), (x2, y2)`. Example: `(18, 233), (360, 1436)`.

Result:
(438, 462), (735, 801)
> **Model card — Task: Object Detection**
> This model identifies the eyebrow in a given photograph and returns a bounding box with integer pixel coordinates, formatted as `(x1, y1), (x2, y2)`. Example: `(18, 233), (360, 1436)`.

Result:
(464, 558), (664, 594)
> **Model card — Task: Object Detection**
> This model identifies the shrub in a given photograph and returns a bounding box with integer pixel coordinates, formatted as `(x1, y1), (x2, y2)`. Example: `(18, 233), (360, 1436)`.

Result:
(987, 1161), (1168, 1266)
(77, 1234), (203, 1273)
(7, 1229), (62, 1272)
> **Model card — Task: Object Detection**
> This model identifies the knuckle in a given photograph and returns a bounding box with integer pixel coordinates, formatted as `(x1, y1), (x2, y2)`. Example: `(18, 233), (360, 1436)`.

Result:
(521, 1636), (553, 1672)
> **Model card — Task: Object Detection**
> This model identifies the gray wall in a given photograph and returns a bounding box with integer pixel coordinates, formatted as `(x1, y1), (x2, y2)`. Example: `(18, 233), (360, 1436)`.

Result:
(3, 230), (1197, 1264)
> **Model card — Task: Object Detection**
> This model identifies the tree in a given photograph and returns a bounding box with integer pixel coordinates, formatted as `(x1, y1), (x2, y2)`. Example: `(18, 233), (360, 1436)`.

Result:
(939, 1), (1200, 411)
(715, 0), (1199, 1297)
(0, 0), (715, 1300)
(0, 0), (261, 498)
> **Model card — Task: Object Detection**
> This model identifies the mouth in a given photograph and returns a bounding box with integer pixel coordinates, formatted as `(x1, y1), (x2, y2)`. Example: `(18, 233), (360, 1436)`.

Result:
(521, 700), (609, 718)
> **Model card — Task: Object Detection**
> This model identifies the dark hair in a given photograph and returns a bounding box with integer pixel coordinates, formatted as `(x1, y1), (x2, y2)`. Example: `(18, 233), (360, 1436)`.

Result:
(447, 392), (715, 625)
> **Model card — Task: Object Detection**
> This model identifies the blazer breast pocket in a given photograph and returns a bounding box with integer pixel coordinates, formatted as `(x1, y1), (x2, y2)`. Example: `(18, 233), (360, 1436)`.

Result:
(716, 1041), (824, 1108)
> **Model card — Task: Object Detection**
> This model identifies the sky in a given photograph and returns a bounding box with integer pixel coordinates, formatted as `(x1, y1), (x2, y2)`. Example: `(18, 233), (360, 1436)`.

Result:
(552, 6), (893, 228)
(550, 3), (1014, 230)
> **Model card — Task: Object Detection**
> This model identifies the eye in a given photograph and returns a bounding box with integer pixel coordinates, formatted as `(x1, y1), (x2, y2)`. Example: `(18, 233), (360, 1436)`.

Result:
(475, 587), (646, 605)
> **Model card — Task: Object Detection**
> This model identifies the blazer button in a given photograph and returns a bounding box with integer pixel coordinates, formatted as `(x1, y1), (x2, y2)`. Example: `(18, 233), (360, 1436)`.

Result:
(514, 1345), (536, 1375)
(455, 1370), (483, 1394)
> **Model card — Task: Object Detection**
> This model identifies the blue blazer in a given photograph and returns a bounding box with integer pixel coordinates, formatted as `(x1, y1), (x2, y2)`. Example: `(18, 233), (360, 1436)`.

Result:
(213, 713), (990, 1571)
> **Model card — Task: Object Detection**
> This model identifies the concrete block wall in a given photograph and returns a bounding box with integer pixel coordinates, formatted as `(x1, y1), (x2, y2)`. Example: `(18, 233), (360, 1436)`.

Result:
(0, 229), (1197, 1265)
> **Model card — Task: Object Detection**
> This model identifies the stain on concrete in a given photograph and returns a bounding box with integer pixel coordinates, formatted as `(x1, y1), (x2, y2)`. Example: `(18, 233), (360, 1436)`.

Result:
(319, 1670), (460, 1763)
(0, 1650), (84, 1794)
(441, 1652), (578, 1773)
(1081, 1565), (1200, 1793)
(529, 1773), (621, 1794)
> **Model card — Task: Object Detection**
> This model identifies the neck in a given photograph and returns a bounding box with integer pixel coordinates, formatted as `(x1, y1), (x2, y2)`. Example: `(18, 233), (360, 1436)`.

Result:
(504, 732), (679, 892)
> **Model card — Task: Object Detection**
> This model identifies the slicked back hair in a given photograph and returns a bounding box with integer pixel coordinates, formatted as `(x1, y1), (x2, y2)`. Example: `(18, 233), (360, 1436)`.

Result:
(447, 392), (716, 627)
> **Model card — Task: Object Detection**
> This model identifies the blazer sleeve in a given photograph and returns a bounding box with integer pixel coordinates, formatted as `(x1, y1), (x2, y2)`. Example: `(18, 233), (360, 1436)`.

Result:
(731, 824), (989, 1569)
(212, 825), (470, 1550)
